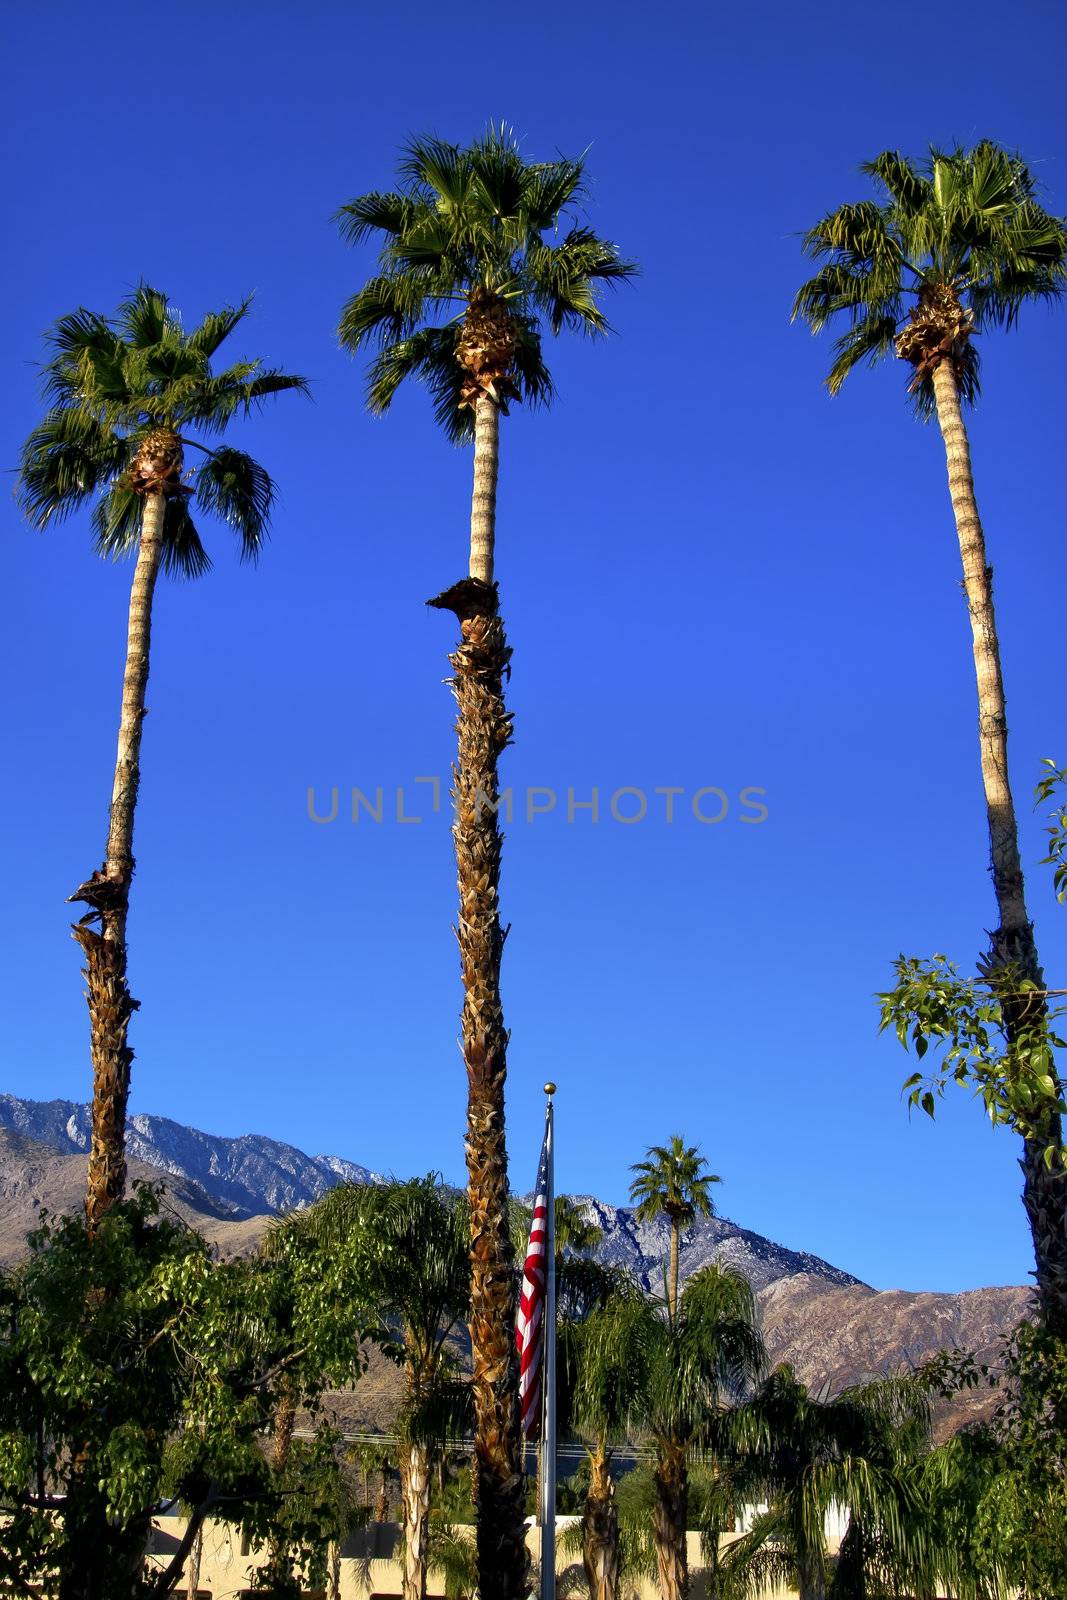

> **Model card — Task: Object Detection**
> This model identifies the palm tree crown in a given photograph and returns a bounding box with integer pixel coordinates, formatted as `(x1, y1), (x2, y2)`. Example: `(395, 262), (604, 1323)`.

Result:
(336, 125), (636, 439)
(18, 285), (308, 570)
(793, 141), (1067, 412)
(629, 1135), (721, 1230)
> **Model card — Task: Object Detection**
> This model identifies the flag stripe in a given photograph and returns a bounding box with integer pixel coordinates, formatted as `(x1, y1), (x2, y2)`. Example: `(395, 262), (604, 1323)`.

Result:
(515, 1136), (550, 1439)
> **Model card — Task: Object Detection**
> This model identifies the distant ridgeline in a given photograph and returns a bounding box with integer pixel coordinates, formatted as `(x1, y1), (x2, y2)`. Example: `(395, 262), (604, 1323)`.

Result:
(0, 1093), (859, 1292)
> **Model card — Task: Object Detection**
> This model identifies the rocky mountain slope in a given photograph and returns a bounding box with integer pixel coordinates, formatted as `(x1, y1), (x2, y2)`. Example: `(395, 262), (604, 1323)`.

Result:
(0, 1094), (379, 1218)
(0, 1094), (1030, 1434)
(0, 1095), (859, 1293)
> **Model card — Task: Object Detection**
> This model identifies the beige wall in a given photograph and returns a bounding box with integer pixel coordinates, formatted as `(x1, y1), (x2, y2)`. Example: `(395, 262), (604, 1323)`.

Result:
(146, 1515), (803, 1600)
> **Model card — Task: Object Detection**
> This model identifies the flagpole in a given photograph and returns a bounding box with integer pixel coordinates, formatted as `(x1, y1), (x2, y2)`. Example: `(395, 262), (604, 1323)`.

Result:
(539, 1082), (556, 1600)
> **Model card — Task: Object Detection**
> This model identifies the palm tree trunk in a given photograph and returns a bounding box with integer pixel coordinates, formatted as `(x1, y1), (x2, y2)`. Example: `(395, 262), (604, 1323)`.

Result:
(796, 1551), (827, 1600)
(73, 488), (165, 1232)
(469, 392), (499, 584)
(931, 362), (1067, 1330)
(653, 1440), (689, 1600)
(401, 1440), (432, 1600)
(428, 392), (526, 1600)
(328, 1538), (342, 1600)
(582, 1444), (620, 1600)
(669, 1220), (680, 1322)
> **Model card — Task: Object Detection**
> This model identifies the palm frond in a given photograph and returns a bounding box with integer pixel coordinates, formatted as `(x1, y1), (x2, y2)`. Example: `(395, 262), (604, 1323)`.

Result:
(826, 312), (901, 394)
(335, 190), (417, 249)
(523, 158), (586, 230)
(193, 446), (275, 559)
(862, 151), (931, 215)
(527, 228), (636, 335)
(90, 480), (144, 560)
(116, 284), (177, 348)
(17, 408), (128, 528)
(338, 273), (437, 351)
(400, 133), (468, 206)
(185, 298), (254, 357)
(160, 495), (212, 579)
(336, 130), (633, 436)
(799, 140), (1067, 409)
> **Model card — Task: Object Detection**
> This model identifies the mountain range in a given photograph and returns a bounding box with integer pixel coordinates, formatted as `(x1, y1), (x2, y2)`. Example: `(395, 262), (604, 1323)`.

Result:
(0, 1094), (1032, 1437)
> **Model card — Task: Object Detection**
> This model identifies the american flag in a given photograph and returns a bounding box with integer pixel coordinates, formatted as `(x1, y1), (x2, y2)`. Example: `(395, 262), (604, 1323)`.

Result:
(516, 1131), (550, 1438)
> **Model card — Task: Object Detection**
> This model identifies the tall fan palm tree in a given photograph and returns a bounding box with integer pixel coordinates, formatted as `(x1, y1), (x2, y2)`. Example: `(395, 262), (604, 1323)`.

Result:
(638, 1265), (765, 1600)
(793, 143), (1067, 1330)
(629, 1137), (722, 1320)
(336, 127), (635, 1600)
(16, 287), (306, 1231)
(293, 1178), (471, 1600)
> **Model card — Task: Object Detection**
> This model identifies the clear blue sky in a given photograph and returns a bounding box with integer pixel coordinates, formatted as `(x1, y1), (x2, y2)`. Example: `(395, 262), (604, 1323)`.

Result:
(2, 0), (1065, 1294)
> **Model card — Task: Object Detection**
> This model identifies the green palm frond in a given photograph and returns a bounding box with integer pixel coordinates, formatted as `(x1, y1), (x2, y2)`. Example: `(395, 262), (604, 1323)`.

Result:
(628, 1135), (721, 1227)
(826, 312), (901, 394)
(159, 496), (212, 578)
(193, 446), (275, 559)
(91, 480), (144, 560)
(17, 288), (304, 572)
(116, 284), (178, 348)
(92, 486), (211, 579)
(335, 191), (418, 249)
(338, 273), (441, 351)
(797, 140), (1067, 409)
(186, 297), (254, 357)
(523, 159), (586, 230)
(862, 150), (931, 215)
(336, 127), (635, 437)
(179, 366), (309, 431)
(401, 132), (470, 207)
(17, 407), (129, 528)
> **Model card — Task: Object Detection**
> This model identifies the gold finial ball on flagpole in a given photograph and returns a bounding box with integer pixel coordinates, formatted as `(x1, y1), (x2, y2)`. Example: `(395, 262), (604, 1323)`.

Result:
(544, 1081), (557, 1096)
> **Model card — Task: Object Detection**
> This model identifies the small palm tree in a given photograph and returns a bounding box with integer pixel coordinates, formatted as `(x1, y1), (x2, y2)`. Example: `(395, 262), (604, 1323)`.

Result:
(629, 1137), (721, 1320)
(296, 1178), (471, 1600)
(726, 1366), (932, 1600)
(337, 128), (635, 1600)
(566, 1287), (654, 1600)
(793, 144), (1067, 1329)
(16, 287), (306, 1230)
(642, 1265), (765, 1600)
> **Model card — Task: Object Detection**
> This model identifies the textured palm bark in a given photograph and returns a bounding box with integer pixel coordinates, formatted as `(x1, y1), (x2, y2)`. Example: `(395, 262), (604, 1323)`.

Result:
(931, 361), (1067, 1331)
(72, 469), (169, 1232)
(469, 395), (499, 584)
(796, 1548), (827, 1600)
(653, 1440), (689, 1600)
(427, 567), (526, 1600)
(375, 1466), (391, 1524)
(401, 1440), (432, 1600)
(582, 1444), (620, 1600)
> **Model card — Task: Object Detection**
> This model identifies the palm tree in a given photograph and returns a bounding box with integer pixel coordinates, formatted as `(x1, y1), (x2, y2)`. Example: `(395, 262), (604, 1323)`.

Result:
(296, 1178), (471, 1600)
(632, 1265), (765, 1600)
(16, 287), (306, 1231)
(725, 1366), (933, 1600)
(793, 143), (1067, 1330)
(567, 1288), (653, 1600)
(629, 1137), (722, 1320)
(336, 127), (635, 1600)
